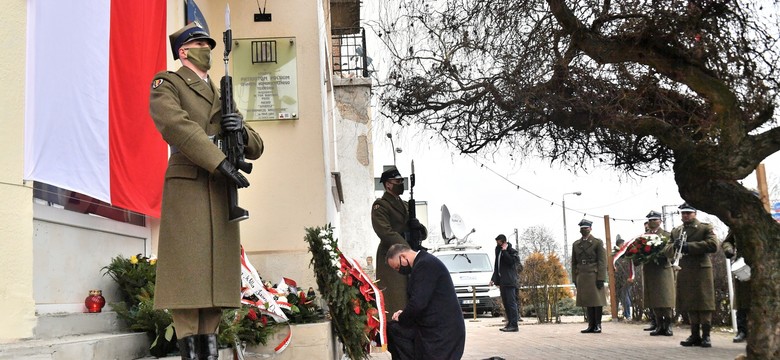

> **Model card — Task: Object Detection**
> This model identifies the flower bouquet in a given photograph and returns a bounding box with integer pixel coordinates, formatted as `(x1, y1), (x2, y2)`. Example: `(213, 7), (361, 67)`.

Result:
(622, 233), (670, 265)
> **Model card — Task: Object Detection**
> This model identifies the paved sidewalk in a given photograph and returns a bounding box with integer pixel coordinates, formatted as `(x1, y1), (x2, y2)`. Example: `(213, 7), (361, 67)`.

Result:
(371, 316), (746, 360)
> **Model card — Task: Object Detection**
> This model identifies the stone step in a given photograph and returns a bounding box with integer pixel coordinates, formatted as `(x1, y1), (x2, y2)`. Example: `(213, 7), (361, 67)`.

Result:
(136, 348), (236, 359)
(0, 332), (149, 360)
(34, 311), (128, 339)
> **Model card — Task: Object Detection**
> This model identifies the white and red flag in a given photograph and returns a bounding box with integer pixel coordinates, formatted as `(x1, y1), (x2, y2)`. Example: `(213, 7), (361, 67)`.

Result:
(24, 0), (168, 217)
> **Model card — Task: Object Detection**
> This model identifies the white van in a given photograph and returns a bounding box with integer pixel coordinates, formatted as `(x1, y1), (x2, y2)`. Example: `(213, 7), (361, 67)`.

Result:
(432, 244), (502, 317)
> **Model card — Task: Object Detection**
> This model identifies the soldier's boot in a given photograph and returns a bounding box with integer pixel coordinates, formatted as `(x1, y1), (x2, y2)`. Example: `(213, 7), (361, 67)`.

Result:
(661, 317), (674, 336)
(700, 324), (712, 348)
(200, 334), (219, 360)
(644, 313), (657, 331)
(592, 307), (603, 333)
(649, 315), (663, 336)
(177, 335), (199, 360)
(733, 310), (747, 343)
(680, 324), (702, 347)
(581, 307), (595, 333)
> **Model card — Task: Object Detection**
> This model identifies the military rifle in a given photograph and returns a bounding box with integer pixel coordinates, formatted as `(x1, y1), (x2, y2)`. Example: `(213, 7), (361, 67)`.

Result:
(220, 5), (252, 222)
(405, 160), (427, 250)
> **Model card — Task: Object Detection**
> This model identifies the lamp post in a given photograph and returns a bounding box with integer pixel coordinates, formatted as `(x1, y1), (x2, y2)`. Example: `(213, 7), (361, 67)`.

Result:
(386, 133), (397, 165)
(562, 191), (582, 276)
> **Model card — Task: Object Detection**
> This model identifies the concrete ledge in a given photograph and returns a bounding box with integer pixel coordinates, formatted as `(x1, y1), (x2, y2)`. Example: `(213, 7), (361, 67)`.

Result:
(0, 332), (148, 360)
(34, 311), (127, 339)
(246, 321), (341, 360)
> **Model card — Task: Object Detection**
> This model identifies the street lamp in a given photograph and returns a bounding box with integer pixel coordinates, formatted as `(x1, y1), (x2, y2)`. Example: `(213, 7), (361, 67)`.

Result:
(562, 191), (582, 275)
(386, 133), (398, 165)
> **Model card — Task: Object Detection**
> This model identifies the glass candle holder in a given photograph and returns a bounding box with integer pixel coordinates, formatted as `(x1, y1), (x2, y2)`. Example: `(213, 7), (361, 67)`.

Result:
(85, 289), (106, 313)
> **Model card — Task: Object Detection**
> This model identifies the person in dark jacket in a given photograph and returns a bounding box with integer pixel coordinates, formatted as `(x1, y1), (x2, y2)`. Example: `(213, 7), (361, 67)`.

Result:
(385, 244), (465, 360)
(490, 234), (520, 332)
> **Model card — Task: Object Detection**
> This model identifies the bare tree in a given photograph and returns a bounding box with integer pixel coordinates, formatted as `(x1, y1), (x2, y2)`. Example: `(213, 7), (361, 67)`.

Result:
(375, 1), (780, 356)
(517, 225), (560, 260)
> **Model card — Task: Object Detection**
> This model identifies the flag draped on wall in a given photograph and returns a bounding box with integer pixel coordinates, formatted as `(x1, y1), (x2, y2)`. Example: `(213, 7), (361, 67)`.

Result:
(24, 0), (168, 218)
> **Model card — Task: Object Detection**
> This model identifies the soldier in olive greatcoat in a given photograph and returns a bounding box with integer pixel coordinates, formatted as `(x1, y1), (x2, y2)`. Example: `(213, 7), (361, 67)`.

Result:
(640, 210), (676, 336)
(572, 219), (607, 334)
(722, 231), (751, 343)
(371, 167), (427, 316)
(149, 23), (264, 359)
(669, 203), (719, 348)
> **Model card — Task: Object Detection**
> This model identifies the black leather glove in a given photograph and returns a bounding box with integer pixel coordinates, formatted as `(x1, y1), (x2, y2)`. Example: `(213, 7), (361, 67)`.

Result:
(217, 159), (250, 188)
(410, 218), (423, 229)
(681, 243), (689, 254)
(221, 113), (244, 132)
(724, 248), (735, 259)
(673, 238), (682, 250)
(596, 280), (604, 289)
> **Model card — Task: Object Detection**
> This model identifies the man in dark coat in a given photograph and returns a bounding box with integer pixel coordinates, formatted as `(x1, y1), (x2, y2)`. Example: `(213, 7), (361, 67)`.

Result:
(722, 231), (751, 343)
(490, 234), (520, 332)
(641, 210), (676, 336)
(385, 244), (465, 360)
(572, 219), (607, 334)
(372, 167), (427, 315)
(670, 203), (719, 348)
(149, 23), (264, 359)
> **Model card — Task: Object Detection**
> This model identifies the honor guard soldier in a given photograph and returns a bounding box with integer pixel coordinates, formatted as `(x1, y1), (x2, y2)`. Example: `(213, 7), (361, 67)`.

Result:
(571, 219), (607, 333)
(372, 167), (427, 316)
(670, 203), (719, 348)
(149, 22), (264, 360)
(640, 210), (676, 336)
(722, 231), (751, 342)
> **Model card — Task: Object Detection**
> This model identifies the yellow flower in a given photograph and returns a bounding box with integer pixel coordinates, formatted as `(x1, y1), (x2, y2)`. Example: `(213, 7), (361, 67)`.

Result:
(149, 259), (157, 265)
(130, 255), (139, 264)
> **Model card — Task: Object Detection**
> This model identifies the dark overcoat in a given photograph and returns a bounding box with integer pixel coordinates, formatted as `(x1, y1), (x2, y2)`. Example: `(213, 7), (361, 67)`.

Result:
(372, 191), (413, 314)
(722, 232), (751, 309)
(572, 235), (607, 307)
(639, 229), (675, 308)
(149, 66), (263, 309)
(398, 251), (465, 360)
(491, 243), (519, 287)
(669, 219), (718, 311)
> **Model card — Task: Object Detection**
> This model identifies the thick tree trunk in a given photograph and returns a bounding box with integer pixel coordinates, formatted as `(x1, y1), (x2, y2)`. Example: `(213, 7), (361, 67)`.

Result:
(676, 167), (780, 359)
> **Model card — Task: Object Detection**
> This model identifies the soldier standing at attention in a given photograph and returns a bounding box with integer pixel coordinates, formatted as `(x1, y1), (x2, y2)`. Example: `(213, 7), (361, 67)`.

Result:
(149, 23), (264, 359)
(640, 210), (676, 336)
(372, 167), (427, 316)
(670, 203), (719, 348)
(572, 219), (607, 334)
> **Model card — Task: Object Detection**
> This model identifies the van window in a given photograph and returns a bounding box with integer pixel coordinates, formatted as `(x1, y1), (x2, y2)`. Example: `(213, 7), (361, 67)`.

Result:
(436, 253), (492, 273)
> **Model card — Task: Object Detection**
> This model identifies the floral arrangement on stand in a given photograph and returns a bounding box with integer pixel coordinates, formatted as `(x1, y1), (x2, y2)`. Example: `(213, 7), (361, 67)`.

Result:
(304, 225), (386, 360)
(103, 251), (323, 358)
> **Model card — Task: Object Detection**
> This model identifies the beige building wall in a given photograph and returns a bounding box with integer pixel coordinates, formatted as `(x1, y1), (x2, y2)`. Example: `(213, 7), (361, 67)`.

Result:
(0, 1), (35, 340)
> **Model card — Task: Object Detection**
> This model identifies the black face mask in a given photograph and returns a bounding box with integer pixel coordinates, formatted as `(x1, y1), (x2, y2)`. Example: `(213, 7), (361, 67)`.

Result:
(398, 256), (412, 275)
(580, 229), (590, 237)
(392, 183), (405, 195)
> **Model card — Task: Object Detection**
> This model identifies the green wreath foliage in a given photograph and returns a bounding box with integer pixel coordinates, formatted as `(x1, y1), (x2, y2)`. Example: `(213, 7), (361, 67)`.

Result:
(305, 225), (374, 360)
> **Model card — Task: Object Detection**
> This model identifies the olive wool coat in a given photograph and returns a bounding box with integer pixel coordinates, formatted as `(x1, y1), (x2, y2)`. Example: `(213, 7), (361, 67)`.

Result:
(149, 66), (264, 310)
(669, 219), (719, 312)
(572, 235), (608, 307)
(371, 191), (418, 314)
(639, 229), (676, 309)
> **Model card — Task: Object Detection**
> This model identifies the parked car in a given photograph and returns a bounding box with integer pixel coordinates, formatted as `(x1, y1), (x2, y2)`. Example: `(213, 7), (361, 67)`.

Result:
(432, 244), (502, 317)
